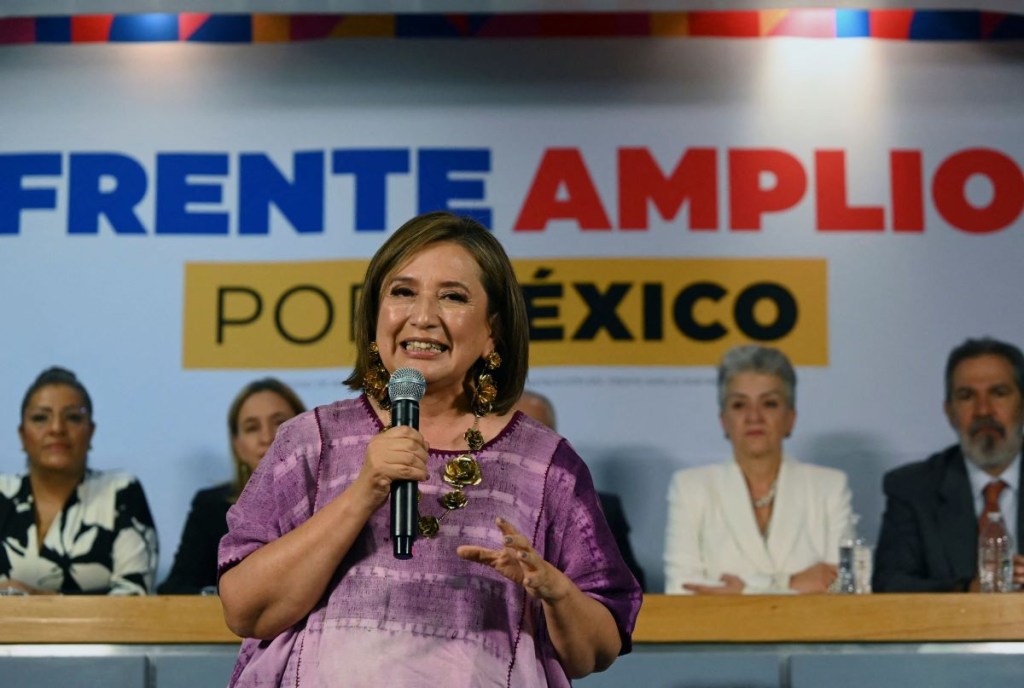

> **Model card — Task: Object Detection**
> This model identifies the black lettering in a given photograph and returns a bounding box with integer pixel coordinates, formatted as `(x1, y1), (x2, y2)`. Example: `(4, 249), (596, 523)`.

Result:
(217, 286), (262, 345)
(274, 285), (334, 345)
(522, 268), (564, 342)
(642, 283), (663, 341)
(573, 283), (633, 341)
(673, 282), (727, 341)
(734, 283), (798, 341)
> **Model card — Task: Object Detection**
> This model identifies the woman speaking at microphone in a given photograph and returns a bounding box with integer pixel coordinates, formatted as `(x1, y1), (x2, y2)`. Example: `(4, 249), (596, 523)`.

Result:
(217, 211), (641, 687)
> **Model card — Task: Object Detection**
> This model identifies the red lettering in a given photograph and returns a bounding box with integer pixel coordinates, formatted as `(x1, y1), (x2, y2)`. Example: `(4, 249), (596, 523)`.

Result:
(816, 150), (885, 231)
(933, 149), (1024, 234)
(512, 145), (1021, 235)
(514, 148), (611, 231)
(728, 149), (807, 230)
(890, 150), (924, 233)
(618, 148), (718, 230)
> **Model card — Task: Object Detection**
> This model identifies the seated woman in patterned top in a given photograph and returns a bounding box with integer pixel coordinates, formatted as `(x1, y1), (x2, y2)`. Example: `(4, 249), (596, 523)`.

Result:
(0, 366), (158, 595)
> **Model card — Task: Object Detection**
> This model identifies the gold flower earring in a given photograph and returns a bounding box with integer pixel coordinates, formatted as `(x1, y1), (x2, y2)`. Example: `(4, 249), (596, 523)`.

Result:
(364, 341), (391, 409)
(472, 351), (501, 417)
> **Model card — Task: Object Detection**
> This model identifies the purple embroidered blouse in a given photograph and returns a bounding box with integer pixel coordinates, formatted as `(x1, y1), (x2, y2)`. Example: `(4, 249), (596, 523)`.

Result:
(219, 396), (641, 687)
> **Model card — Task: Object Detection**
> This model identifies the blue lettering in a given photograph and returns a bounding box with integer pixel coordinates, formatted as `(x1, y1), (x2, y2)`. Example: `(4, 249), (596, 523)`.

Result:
(331, 149), (410, 231)
(2, 147), (495, 237)
(418, 148), (492, 228)
(68, 153), (148, 234)
(0, 153), (61, 235)
(238, 151), (324, 235)
(155, 153), (229, 235)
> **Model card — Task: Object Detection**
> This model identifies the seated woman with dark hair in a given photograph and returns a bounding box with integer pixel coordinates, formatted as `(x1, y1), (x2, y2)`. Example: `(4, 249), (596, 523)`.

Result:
(158, 378), (305, 594)
(0, 366), (158, 595)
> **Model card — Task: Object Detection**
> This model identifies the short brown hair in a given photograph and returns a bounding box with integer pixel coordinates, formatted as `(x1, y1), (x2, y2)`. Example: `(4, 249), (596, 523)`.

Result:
(344, 211), (529, 415)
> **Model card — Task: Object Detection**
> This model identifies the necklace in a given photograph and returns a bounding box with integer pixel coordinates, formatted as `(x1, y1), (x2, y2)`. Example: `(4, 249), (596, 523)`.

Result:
(751, 480), (777, 509)
(381, 408), (485, 539)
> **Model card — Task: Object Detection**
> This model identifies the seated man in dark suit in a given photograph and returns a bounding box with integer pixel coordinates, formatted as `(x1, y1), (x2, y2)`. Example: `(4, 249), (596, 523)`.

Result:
(515, 390), (647, 591)
(874, 337), (1024, 592)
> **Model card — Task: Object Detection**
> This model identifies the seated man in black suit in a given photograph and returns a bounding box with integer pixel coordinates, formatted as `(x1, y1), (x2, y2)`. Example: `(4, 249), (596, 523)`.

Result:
(874, 337), (1024, 592)
(515, 390), (647, 591)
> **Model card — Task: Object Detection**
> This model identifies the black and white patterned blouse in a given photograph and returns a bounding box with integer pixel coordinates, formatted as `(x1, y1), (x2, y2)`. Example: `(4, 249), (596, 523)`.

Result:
(0, 470), (158, 594)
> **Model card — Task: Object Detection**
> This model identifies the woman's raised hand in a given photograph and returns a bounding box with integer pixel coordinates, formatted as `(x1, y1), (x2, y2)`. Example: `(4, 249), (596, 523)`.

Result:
(353, 426), (429, 511)
(457, 517), (569, 602)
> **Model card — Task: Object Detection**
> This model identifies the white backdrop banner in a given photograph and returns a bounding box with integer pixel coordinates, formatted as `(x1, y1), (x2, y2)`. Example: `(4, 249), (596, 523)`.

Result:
(1, 37), (1022, 592)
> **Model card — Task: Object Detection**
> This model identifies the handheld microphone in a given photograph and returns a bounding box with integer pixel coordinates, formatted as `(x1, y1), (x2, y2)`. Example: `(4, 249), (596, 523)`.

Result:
(387, 367), (426, 559)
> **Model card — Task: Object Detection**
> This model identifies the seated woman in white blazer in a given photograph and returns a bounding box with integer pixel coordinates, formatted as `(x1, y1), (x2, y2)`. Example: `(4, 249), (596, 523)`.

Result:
(664, 345), (851, 595)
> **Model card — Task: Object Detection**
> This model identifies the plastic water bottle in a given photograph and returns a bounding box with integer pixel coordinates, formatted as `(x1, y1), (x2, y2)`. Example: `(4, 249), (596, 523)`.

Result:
(978, 511), (1013, 593)
(853, 538), (873, 594)
(837, 514), (860, 594)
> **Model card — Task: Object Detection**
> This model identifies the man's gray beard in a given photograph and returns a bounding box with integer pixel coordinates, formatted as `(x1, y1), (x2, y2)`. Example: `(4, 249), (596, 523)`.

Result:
(961, 426), (1024, 471)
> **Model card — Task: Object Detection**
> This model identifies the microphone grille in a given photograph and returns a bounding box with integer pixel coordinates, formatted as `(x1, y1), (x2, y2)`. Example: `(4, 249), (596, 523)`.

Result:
(388, 367), (426, 403)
